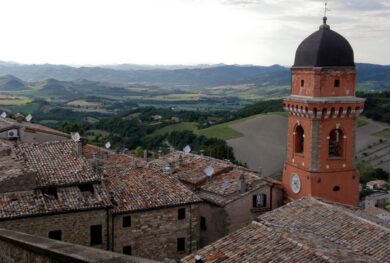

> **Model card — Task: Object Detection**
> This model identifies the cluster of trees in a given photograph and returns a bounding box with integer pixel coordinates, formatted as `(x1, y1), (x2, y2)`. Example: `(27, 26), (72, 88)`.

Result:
(357, 91), (390, 124)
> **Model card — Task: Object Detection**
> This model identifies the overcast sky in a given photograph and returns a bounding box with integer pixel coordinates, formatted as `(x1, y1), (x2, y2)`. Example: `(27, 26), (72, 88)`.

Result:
(0, 0), (389, 66)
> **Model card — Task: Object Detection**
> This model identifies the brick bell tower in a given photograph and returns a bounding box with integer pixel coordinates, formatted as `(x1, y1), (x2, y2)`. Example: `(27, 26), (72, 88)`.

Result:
(282, 17), (365, 206)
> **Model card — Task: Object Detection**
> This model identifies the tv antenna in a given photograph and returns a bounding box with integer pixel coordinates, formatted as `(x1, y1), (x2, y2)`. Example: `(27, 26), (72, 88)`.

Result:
(105, 142), (111, 149)
(71, 132), (81, 142)
(25, 114), (32, 122)
(0, 112), (6, 118)
(204, 166), (215, 177)
(183, 145), (191, 154)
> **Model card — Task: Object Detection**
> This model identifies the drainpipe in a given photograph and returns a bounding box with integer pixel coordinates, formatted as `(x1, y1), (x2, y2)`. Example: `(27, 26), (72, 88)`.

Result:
(189, 204), (192, 253)
(106, 208), (110, 250)
(111, 213), (115, 251)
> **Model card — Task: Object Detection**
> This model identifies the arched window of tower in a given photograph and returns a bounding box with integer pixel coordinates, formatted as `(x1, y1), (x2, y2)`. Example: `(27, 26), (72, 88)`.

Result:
(329, 129), (344, 158)
(294, 126), (304, 154)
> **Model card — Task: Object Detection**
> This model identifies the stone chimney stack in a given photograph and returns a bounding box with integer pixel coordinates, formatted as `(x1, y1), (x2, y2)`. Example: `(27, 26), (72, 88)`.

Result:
(239, 174), (246, 194)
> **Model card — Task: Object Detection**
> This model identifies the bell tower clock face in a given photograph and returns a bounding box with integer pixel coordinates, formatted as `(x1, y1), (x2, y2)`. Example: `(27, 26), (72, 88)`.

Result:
(290, 173), (301, 194)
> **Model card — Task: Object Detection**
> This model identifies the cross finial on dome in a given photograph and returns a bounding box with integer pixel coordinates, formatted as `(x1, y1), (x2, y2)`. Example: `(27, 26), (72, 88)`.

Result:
(320, 1), (330, 29)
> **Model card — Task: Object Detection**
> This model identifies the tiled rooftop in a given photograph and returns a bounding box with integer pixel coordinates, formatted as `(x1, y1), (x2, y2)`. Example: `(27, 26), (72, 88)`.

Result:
(105, 167), (202, 214)
(0, 184), (111, 220)
(83, 144), (146, 169)
(182, 197), (390, 263)
(16, 141), (100, 187)
(148, 151), (279, 206)
(0, 117), (69, 138)
(0, 141), (25, 182)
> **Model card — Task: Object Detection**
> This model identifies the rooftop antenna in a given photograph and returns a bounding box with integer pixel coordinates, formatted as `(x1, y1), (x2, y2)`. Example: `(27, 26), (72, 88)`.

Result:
(183, 145), (191, 154)
(0, 112), (6, 118)
(204, 166), (214, 177)
(71, 132), (81, 142)
(25, 114), (32, 122)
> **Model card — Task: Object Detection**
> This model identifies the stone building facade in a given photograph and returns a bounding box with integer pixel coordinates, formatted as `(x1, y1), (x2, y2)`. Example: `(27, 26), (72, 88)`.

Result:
(0, 210), (109, 249)
(0, 140), (111, 249)
(104, 166), (201, 261)
(112, 205), (199, 261)
(148, 152), (284, 247)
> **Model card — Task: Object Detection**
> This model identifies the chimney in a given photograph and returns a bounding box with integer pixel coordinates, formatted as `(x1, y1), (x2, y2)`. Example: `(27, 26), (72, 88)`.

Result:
(0, 143), (11, 156)
(239, 174), (246, 194)
(76, 142), (83, 156)
(14, 113), (25, 123)
(143, 149), (148, 161)
(195, 255), (204, 263)
(258, 166), (262, 176)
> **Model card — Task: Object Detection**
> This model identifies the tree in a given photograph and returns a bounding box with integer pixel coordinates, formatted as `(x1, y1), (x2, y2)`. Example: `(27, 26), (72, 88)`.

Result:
(134, 146), (144, 158)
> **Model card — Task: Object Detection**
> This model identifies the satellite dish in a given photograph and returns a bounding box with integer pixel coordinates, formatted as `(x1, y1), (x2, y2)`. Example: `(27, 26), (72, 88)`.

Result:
(204, 166), (215, 177)
(0, 112), (6, 118)
(183, 145), (191, 154)
(25, 114), (32, 122)
(105, 142), (111, 149)
(71, 132), (81, 142)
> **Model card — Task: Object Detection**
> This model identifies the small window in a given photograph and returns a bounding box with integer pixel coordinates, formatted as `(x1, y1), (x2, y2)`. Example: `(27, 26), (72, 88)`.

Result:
(42, 187), (57, 199)
(333, 186), (340, 192)
(178, 208), (186, 220)
(177, 237), (185, 252)
(79, 184), (94, 194)
(90, 225), (102, 245)
(252, 194), (266, 208)
(334, 79), (340, 87)
(200, 216), (206, 231)
(123, 245), (132, 255)
(122, 215), (131, 228)
(300, 80), (304, 87)
(48, 230), (62, 241)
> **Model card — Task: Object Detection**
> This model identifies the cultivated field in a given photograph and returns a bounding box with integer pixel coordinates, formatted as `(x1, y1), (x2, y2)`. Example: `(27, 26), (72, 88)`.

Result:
(227, 114), (287, 176)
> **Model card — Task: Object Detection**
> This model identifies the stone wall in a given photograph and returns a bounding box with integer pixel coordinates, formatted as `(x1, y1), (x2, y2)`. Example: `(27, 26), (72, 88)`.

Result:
(198, 203), (227, 247)
(0, 228), (159, 263)
(0, 209), (108, 250)
(199, 185), (284, 248)
(112, 204), (199, 262)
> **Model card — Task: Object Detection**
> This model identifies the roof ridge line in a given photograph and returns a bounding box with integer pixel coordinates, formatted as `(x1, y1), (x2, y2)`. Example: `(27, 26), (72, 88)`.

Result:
(252, 221), (332, 262)
(314, 198), (390, 232)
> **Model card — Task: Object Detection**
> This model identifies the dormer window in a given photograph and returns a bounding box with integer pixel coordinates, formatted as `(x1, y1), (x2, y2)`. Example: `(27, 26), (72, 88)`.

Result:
(334, 79), (340, 87)
(42, 187), (57, 199)
(79, 183), (94, 194)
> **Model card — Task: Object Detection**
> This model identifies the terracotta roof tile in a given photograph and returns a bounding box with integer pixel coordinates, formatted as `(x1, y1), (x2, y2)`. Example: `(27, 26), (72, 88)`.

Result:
(183, 197), (390, 262)
(16, 141), (100, 187)
(105, 167), (202, 214)
(0, 184), (111, 220)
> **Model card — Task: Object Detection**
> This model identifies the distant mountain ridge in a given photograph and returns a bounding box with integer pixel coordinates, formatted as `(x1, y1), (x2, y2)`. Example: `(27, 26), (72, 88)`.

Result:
(0, 62), (389, 89)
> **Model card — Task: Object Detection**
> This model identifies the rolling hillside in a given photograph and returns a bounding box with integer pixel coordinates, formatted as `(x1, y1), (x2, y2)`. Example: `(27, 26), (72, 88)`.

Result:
(0, 62), (389, 90)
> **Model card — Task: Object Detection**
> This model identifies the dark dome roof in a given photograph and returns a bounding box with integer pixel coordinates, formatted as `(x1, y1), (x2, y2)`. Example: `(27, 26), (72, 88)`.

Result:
(293, 19), (354, 67)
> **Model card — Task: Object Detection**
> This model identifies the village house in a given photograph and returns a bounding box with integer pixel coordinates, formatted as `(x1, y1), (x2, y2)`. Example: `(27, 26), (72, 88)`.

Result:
(0, 114), (70, 143)
(366, 180), (388, 190)
(182, 197), (390, 263)
(0, 139), (111, 249)
(82, 144), (202, 261)
(148, 151), (284, 247)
